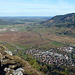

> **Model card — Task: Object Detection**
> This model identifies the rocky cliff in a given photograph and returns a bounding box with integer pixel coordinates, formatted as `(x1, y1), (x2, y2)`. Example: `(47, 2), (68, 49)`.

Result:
(0, 45), (42, 75)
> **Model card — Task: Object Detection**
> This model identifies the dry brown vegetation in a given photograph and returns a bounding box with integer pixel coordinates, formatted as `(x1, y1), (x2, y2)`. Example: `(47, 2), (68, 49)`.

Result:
(0, 30), (75, 49)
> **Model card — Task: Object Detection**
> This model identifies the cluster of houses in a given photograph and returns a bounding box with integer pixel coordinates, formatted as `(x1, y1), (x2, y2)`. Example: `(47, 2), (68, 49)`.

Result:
(0, 28), (7, 32)
(0, 27), (18, 32)
(57, 47), (73, 53)
(10, 28), (18, 32)
(26, 47), (74, 66)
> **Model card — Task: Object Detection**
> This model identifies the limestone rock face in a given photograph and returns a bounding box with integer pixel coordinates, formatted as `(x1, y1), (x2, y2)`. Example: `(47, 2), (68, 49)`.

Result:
(13, 68), (24, 75)
(4, 50), (13, 56)
(0, 45), (24, 75)
(4, 67), (24, 75)
(0, 45), (42, 75)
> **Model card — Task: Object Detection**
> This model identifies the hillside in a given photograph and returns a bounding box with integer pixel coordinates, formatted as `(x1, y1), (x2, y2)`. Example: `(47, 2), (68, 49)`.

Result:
(43, 13), (75, 28)
(0, 45), (43, 75)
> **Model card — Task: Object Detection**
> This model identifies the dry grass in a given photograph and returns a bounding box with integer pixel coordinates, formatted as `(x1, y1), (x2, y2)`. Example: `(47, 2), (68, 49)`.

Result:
(42, 33), (75, 45)
(0, 30), (75, 49)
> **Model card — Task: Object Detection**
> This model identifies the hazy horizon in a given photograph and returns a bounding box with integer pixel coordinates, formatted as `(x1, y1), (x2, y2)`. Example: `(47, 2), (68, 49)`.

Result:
(0, 0), (75, 16)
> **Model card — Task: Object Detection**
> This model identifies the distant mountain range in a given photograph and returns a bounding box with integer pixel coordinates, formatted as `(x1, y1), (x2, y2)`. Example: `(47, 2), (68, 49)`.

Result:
(0, 17), (51, 25)
(43, 13), (75, 28)
(0, 13), (75, 27)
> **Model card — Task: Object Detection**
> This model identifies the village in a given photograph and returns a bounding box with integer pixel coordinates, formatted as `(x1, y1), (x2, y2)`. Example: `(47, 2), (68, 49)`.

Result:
(26, 46), (75, 66)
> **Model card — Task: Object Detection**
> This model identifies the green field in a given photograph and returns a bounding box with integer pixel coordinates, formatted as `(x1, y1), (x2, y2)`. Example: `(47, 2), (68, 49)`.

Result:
(51, 42), (67, 46)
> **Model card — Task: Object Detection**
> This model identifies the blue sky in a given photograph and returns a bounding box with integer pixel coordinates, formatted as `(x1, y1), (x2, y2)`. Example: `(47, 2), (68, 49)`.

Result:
(0, 0), (75, 16)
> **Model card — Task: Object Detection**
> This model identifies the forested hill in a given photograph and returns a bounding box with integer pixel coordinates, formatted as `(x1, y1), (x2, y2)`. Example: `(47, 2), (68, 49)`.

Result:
(43, 13), (75, 28)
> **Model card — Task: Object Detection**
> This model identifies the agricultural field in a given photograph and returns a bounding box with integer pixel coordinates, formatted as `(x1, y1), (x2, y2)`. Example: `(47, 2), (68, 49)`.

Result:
(0, 24), (74, 50)
(0, 15), (75, 50)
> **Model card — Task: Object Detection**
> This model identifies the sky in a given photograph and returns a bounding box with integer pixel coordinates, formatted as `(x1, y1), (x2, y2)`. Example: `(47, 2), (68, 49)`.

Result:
(0, 0), (75, 16)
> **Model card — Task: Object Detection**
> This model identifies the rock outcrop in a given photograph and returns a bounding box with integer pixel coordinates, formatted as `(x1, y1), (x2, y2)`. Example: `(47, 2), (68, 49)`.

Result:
(0, 45), (42, 75)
